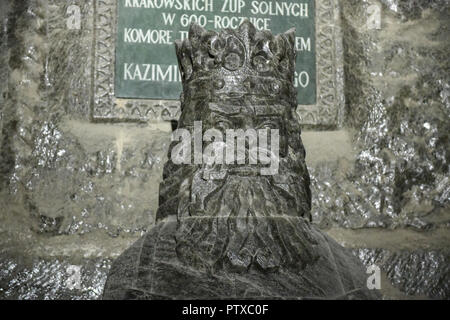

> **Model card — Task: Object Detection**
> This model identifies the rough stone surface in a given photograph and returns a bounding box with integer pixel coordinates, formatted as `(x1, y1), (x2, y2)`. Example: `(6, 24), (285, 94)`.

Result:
(0, 0), (169, 299)
(0, 0), (173, 237)
(104, 217), (379, 300)
(354, 248), (449, 299)
(0, 254), (111, 300)
(310, 0), (450, 230)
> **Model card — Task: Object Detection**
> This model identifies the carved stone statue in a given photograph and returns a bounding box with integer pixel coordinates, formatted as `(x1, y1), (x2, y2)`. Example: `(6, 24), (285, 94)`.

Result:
(103, 21), (380, 300)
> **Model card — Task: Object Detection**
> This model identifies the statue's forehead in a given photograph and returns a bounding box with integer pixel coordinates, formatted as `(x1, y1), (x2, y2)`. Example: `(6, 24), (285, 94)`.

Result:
(186, 76), (293, 103)
(207, 102), (286, 117)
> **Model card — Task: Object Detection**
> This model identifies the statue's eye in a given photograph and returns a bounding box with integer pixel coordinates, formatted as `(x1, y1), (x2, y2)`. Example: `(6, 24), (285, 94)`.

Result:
(215, 119), (232, 130)
(258, 120), (279, 130)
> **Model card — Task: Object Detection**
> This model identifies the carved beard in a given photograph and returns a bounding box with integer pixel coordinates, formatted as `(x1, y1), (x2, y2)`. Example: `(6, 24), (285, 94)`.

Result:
(155, 101), (313, 273)
(168, 156), (316, 274)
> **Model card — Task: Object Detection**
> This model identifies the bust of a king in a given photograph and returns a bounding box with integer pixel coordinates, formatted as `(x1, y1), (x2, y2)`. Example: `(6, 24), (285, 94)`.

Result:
(103, 21), (380, 300)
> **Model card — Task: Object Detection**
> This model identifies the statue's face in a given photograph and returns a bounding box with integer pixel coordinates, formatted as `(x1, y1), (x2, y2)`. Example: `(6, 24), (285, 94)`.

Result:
(209, 112), (281, 131)
(157, 22), (311, 226)
(204, 102), (288, 158)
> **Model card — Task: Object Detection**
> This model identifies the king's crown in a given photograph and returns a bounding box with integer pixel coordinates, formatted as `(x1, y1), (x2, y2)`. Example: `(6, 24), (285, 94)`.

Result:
(175, 20), (297, 102)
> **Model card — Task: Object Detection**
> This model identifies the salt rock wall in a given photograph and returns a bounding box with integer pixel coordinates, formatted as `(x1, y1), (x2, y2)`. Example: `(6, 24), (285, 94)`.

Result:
(0, 0), (448, 299)
(319, 0), (449, 299)
(0, 0), (171, 299)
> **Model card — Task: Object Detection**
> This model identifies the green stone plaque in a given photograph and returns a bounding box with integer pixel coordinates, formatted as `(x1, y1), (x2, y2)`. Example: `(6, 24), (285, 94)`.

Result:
(115, 0), (316, 104)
